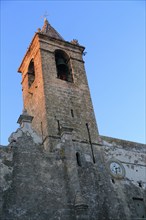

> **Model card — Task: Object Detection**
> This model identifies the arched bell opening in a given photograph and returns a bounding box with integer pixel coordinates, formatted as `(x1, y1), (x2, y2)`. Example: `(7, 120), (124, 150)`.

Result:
(27, 59), (35, 88)
(55, 50), (73, 82)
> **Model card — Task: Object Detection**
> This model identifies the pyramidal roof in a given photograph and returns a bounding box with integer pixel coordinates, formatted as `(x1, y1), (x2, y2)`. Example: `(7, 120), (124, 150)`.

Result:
(41, 18), (64, 40)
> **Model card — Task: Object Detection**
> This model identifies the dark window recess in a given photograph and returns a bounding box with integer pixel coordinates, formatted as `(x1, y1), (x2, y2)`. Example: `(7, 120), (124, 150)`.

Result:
(28, 60), (35, 88)
(71, 109), (74, 117)
(138, 181), (142, 188)
(133, 198), (146, 218)
(76, 152), (81, 167)
(41, 121), (43, 141)
(55, 50), (73, 82)
(111, 178), (115, 184)
(57, 120), (61, 134)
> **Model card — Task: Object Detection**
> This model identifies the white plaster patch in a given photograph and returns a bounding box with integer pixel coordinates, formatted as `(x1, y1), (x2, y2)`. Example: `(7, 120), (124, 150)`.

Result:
(102, 140), (113, 147)
(8, 122), (42, 144)
(123, 163), (146, 189)
(103, 143), (146, 189)
(84, 154), (92, 162)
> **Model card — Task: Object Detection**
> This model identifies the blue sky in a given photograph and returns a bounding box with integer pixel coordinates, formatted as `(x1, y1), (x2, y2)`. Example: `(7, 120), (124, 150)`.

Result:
(0, 1), (145, 145)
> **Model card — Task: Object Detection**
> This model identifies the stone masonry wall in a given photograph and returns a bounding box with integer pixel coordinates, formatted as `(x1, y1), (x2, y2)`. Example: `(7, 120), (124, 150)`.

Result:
(39, 35), (99, 146)
(1, 123), (146, 220)
(19, 35), (48, 140)
(19, 33), (99, 151)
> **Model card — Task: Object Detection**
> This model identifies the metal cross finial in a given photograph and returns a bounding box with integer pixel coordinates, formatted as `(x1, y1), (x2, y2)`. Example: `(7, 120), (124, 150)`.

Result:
(41, 11), (49, 21)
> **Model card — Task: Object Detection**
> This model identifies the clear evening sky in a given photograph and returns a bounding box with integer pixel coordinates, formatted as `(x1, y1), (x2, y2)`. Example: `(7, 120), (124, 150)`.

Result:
(0, 1), (145, 145)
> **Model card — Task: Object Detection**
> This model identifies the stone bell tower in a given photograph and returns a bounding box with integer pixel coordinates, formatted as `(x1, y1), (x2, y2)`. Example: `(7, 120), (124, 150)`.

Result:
(18, 19), (99, 149)
(2, 18), (146, 220)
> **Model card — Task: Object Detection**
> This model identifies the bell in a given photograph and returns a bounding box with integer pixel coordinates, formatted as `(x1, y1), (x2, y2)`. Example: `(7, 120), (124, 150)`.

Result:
(57, 58), (67, 67)
(56, 58), (69, 80)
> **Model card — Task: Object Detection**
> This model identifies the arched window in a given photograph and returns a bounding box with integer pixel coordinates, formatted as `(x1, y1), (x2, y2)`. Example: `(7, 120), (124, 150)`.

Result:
(28, 59), (35, 88)
(55, 50), (73, 82)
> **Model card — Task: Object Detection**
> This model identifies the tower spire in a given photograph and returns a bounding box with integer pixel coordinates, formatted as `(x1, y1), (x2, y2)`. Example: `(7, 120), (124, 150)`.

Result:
(41, 18), (64, 40)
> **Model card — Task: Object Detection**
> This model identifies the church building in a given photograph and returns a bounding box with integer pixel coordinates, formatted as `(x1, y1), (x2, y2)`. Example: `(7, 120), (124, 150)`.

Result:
(0, 19), (146, 220)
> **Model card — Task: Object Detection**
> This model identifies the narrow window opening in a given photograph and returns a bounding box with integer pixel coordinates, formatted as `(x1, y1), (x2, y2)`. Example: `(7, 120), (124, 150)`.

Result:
(57, 120), (61, 134)
(28, 60), (35, 88)
(111, 178), (115, 184)
(138, 181), (142, 188)
(76, 152), (81, 167)
(41, 122), (43, 142)
(71, 109), (74, 117)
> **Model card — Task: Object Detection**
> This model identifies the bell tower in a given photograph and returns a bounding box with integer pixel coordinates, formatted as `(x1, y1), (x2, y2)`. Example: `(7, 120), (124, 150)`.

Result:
(18, 19), (99, 148)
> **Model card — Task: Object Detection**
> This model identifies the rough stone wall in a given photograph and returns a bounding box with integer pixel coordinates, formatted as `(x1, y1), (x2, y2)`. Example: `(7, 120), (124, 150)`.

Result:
(1, 123), (76, 220)
(40, 35), (99, 143)
(19, 35), (48, 140)
(18, 33), (99, 150)
(101, 136), (146, 188)
(0, 146), (13, 217)
(100, 136), (146, 219)
(39, 35), (99, 145)
(2, 136), (76, 220)
(1, 123), (146, 220)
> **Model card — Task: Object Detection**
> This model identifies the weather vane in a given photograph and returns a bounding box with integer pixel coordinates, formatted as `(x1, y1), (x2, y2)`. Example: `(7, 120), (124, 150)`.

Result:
(41, 11), (49, 21)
